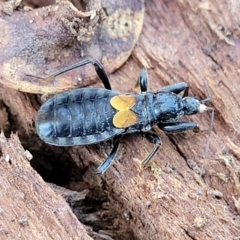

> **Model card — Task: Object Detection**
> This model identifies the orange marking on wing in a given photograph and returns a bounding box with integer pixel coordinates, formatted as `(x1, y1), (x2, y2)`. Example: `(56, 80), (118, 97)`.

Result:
(110, 95), (136, 111)
(113, 110), (138, 128)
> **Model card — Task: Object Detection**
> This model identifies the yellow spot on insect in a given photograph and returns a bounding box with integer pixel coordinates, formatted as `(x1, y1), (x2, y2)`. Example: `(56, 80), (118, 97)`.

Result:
(110, 95), (136, 111)
(113, 110), (138, 128)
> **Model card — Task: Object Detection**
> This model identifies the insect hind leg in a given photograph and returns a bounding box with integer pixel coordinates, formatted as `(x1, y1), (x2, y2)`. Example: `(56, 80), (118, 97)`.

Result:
(96, 136), (121, 174)
(40, 59), (112, 90)
(91, 60), (112, 90)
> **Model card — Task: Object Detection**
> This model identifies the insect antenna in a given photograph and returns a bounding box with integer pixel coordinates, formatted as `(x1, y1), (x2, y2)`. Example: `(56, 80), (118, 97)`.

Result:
(200, 79), (214, 158)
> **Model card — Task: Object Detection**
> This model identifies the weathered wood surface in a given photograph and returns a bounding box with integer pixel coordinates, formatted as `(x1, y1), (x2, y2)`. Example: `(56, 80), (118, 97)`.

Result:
(0, 0), (240, 239)
(0, 133), (92, 240)
(0, 0), (144, 93)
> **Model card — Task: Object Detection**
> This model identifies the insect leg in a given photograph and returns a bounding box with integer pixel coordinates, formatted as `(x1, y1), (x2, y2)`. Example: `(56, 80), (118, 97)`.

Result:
(161, 82), (189, 97)
(159, 121), (199, 133)
(43, 59), (112, 90)
(141, 132), (161, 167)
(133, 69), (148, 93)
(96, 136), (121, 174)
(138, 69), (148, 93)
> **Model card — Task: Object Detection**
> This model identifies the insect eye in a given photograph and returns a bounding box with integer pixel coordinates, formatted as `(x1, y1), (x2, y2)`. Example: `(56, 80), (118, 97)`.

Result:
(182, 97), (199, 115)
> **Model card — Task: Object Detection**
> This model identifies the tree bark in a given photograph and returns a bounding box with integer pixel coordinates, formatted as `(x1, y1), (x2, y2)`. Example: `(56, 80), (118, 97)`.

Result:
(0, 0), (240, 239)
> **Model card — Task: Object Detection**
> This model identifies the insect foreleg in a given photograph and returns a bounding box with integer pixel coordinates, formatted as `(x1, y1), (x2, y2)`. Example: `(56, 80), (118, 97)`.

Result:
(159, 121), (199, 133)
(161, 82), (189, 97)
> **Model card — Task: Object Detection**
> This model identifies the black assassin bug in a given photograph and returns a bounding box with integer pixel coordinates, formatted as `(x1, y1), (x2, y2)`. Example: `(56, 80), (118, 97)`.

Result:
(36, 59), (213, 174)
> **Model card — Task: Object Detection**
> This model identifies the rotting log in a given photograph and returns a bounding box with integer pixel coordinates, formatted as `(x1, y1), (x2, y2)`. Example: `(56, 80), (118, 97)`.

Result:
(0, 0), (144, 94)
(0, 133), (92, 240)
(0, 0), (240, 240)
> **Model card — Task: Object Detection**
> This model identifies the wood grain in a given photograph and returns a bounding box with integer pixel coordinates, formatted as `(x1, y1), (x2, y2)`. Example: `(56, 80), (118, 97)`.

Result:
(0, 0), (240, 239)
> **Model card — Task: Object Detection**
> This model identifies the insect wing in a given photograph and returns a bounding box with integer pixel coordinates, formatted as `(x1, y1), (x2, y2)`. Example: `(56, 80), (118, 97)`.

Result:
(113, 110), (138, 128)
(110, 95), (136, 111)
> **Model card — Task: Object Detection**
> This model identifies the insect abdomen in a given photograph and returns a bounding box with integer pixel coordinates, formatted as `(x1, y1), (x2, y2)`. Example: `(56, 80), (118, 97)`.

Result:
(36, 88), (123, 146)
